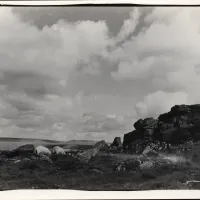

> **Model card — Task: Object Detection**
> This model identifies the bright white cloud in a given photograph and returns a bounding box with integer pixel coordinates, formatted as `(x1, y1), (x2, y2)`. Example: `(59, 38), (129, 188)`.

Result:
(135, 91), (188, 118)
(0, 7), (111, 83)
(108, 7), (200, 118)
(2, 7), (200, 142)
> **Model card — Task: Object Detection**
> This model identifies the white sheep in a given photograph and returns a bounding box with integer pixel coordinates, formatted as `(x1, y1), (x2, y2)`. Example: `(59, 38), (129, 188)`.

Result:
(34, 146), (51, 156)
(52, 146), (66, 155)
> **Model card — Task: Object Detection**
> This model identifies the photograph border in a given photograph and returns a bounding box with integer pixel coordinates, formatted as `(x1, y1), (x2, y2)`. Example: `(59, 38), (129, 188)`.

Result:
(0, 1), (200, 199)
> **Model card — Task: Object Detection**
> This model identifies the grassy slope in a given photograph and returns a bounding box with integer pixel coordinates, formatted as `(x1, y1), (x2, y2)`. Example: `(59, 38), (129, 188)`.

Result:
(0, 148), (200, 190)
(0, 140), (200, 190)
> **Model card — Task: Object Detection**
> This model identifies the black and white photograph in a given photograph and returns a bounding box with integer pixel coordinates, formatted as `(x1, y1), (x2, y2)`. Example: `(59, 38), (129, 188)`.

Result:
(0, 5), (200, 191)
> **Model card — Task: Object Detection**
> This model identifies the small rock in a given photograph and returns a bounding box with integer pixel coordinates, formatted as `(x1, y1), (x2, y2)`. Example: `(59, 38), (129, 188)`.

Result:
(14, 160), (21, 163)
(142, 146), (160, 157)
(40, 155), (53, 164)
(186, 180), (200, 189)
(91, 169), (103, 174)
(114, 159), (141, 172)
(140, 160), (154, 171)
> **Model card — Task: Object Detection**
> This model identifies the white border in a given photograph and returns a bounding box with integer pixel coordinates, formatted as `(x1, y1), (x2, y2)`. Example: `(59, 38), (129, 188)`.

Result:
(0, 190), (200, 199)
(0, 0), (200, 199)
(0, 0), (199, 5)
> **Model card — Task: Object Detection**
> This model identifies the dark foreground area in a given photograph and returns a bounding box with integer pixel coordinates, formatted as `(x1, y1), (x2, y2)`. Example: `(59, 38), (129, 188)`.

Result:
(0, 148), (200, 191)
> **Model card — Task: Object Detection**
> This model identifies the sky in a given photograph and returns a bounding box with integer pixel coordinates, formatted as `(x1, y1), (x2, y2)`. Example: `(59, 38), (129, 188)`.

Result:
(1, 6), (200, 142)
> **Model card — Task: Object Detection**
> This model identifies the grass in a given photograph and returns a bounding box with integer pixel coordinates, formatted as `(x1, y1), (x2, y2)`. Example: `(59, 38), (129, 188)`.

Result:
(0, 145), (200, 190)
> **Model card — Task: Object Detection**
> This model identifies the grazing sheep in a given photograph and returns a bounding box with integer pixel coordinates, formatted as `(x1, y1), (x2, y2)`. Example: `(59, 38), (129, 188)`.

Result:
(52, 146), (66, 155)
(33, 146), (51, 156)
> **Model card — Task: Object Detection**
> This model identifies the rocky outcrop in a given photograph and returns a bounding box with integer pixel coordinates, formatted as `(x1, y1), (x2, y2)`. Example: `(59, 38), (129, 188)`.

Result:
(110, 137), (122, 148)
(134, 118), (158, 131)
(76, 147), (99, 163)
(108, 137), (123, 153)
(122, 104), (200, 153)
(123, 130), (143, 147)
(94, 140), (108, 150)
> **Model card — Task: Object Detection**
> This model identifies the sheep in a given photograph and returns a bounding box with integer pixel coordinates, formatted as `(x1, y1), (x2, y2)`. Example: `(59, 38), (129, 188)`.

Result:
(52, 146), (66, 155)
(33, 146), (51, 156)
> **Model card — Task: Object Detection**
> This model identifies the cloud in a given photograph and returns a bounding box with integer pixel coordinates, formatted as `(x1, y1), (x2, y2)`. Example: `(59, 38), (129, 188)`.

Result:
(2, 7), (200, 142)
(0, 8), (111, 84)
(12, 7), (133, 36)
(106, 7), (200, 118)
(80, 112), (126, 133)
(111, 57), (155, 80)
(114, 8), (140, 45)
(56, 112), (130, 142)
(0, 7), (134, 142)
(135, 91), (188, 118)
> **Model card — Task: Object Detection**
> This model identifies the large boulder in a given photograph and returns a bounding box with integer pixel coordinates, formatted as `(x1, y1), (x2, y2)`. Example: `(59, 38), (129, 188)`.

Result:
(76, 147), (99, 163)
(110, 137), (122, 148)
(133, 119), (143, 130)
(134, 118), (158, 130)
(94, 140), (108, 150)
(156, 104), (200, 143)
(170, 105), (191, 115)
(123, 130), (143, 146)
(160, 127), (192, 145)
(123, 118), (157, 152)
(125, 140), (147, 154)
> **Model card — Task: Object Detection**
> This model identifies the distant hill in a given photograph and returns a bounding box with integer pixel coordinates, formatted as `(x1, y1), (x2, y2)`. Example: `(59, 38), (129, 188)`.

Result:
(0, 137), (62, 143)
(62, 140), (97, 150)
(66, 140), (97, 145)
(0, 137), (63, 151)
(0, 137), (111, 151)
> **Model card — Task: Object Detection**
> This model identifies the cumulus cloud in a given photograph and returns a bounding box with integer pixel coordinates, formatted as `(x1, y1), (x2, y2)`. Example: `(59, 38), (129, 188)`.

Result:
(107, 7), (200, 119)
(135, 91), (188, 118)
(0, 7), (117, 141)
(2, 7), (200, 142)
(0, 7), (111, 83)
